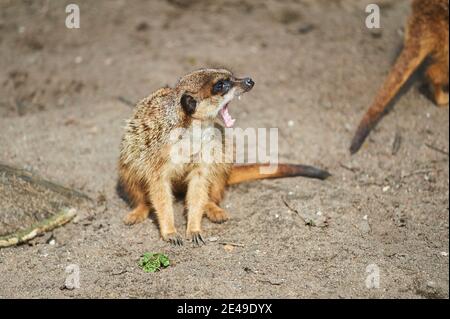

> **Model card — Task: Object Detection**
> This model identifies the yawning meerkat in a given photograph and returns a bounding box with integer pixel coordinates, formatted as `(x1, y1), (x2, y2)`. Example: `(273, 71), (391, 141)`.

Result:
(119, 68), (330, 245)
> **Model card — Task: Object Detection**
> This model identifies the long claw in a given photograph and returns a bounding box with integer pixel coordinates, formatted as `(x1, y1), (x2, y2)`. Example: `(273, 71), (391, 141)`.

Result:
(167, 233), (183, 246)
(191, 232), (206, 247)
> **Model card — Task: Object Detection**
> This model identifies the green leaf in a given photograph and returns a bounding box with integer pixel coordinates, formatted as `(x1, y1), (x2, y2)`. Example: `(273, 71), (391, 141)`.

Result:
(159, 254), (170, 267)
(138, 252), (170, 273)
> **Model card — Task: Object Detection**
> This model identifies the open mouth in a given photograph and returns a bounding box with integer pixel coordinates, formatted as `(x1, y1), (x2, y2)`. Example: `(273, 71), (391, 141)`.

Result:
(219, 103), (236, 128)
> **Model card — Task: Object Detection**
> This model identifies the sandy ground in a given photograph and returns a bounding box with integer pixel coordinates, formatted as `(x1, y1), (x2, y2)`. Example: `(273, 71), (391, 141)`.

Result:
(0, 0), (448, 298)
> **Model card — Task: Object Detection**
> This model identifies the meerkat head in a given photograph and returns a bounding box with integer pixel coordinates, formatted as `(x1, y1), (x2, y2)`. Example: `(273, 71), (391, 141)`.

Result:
(176, 68), (254, 127)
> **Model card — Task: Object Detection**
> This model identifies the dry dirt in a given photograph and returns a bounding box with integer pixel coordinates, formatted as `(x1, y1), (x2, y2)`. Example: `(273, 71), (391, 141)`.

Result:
(0, 0), (448, 298)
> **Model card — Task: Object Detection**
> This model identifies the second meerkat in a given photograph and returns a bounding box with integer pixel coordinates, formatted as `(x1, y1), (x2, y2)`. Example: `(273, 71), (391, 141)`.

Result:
(119, 68), (330, 245)
(350, 0), (449, 154)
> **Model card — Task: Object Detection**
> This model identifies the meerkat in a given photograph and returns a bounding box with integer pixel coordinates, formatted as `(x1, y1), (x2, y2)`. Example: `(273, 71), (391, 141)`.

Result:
(119, 68), (330, 246)
(350, 0), (449, 154)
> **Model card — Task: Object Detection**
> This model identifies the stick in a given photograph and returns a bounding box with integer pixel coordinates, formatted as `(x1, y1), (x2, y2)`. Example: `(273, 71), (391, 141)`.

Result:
(0, 208), (77, 248)
(281, 196), (307, 224)
(339, 163), (357, 173)
(425, 143), (449, 156)
(392, 131), (402, 155)
(218, 242), (245, 248)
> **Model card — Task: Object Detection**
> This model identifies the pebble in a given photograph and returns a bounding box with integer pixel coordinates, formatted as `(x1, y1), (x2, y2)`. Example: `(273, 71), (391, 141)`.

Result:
(359, 219), (371, 234)
(426, 281), (436, 289)
(223, 245), (234, 253)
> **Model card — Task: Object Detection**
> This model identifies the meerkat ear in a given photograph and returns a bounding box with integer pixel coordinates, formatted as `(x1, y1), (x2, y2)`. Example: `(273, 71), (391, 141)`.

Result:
(180, 94), (197, 115)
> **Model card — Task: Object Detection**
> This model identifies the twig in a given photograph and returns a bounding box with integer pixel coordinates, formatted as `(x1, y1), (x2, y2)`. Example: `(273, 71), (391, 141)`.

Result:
(392, 131), (402, 155)
(218, 242), (244, 247)
(425, 143), (449, 156)
(281, 196), (307, 224)
(339, 163), (357, 173)
(111, 269), (128, 276)
(402, 169), (434, 179)
(257, 278), (284, 286)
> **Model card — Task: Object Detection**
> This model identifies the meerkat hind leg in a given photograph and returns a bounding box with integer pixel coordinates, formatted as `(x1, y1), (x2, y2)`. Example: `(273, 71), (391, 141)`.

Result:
(123, 182), (150, 225)
(205, 180), (229, 223)
(205, 202), (229, 223)
(427, 61), (449, 106)
(123, 202), (150, 225)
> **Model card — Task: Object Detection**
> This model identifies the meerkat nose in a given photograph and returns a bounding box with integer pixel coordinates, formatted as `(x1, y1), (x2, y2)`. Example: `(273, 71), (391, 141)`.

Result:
(243, 78), (255, 90)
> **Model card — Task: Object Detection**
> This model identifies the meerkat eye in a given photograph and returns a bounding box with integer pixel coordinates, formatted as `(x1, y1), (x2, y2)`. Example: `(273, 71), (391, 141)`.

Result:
(213, 81), (224, 94)
(212, 80), (231, 95)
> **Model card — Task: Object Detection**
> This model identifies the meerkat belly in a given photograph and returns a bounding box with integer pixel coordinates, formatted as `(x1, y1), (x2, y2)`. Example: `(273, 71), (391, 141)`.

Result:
(167, 161), (231, 194)
(168, 162), (194, 193)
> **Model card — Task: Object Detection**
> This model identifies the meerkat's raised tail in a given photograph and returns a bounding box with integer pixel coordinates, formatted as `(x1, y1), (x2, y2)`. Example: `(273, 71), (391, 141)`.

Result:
(350, 37), (429, 154)
(227, 163), (331, 185)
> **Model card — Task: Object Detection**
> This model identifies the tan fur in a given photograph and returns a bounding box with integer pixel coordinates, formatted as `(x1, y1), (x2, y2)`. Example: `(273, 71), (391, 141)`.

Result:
(119, 69), (245, 245)
(350, 0), (449, 154)
(119, 68), (329, 246)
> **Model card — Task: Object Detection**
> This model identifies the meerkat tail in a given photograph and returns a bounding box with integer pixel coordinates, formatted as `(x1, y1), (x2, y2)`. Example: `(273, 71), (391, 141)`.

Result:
(350, 39), (430, 154)
(227, 163), (331, 185)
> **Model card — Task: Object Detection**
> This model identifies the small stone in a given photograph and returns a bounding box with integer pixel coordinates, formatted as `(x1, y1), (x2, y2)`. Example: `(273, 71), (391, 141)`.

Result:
(208, 236), (218, 242)
(74, 56), (83, 64)
(440, 252), (448, 257)
(426, 281), (436, 289)
(223, 244), (234, 252)
(359, 219), (371, 234)
(135, 21), (149, 32)
(382, 186), (390, 192)
(288, 120), (294, 127)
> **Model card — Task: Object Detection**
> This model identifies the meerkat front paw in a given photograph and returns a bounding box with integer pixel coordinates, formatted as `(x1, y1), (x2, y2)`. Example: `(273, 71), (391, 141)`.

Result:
(205, 202), (229, 224)
(186, 230), (206, 246)
(162, 231), (183, 246)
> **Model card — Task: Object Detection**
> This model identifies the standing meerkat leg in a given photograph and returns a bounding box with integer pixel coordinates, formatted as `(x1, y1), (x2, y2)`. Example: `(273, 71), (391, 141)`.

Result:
(149, 179), (182, 245)
(185, 168), (210, 245)
(205, 177), (229, 223)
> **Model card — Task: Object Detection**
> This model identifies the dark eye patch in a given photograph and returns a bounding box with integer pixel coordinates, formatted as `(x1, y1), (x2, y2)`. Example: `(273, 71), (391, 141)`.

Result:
(212, 79), (232, 95)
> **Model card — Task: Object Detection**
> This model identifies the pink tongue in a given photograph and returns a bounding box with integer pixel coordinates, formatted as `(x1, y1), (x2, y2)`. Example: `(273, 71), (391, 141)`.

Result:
(220, 104), (236, 128)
